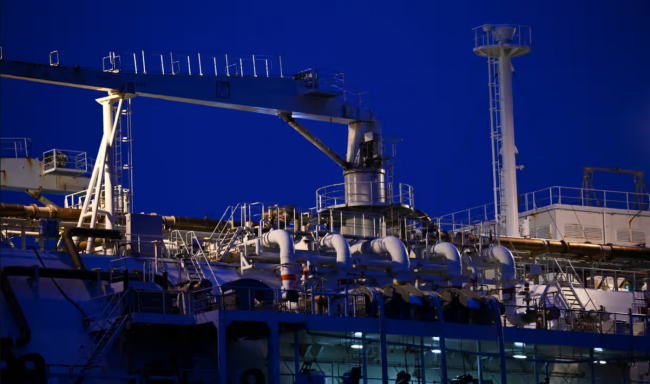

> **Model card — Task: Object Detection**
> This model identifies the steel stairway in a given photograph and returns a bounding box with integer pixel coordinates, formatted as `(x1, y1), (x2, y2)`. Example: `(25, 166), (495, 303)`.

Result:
(77, 292), (130, 381)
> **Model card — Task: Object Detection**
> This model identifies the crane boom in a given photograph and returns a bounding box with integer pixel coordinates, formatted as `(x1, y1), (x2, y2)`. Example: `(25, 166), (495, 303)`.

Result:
(0, 60), (373, 124)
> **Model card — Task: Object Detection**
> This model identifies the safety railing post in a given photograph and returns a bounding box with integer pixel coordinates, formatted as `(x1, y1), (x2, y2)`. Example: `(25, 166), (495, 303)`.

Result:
(629, 308), (633, 336)
(252, 55), (257, 77)
(279, 56), (283, 78)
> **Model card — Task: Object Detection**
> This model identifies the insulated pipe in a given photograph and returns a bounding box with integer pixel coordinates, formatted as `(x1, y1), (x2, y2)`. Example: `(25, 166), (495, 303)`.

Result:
(320, 233), (352, 269)
(0, 203), (83, 221)
(0, 203), (241, 232)
(262, 229), (297, 291)
(350, 236), (410, 282)
(63, 227), (123, 270)
(484, 245), (515, 282)
(484, 245), (528, 327)
(431, 242), (462, 277)
(498, 236), (650, 260)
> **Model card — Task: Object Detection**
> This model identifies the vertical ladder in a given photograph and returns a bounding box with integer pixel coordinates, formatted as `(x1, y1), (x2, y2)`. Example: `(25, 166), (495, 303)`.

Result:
(112, 100), (134, 222)
(487, 57), (506, 234)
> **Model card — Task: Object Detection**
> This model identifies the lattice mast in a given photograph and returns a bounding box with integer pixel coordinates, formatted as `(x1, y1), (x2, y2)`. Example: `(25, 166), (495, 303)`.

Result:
(473, 24), (532, 237)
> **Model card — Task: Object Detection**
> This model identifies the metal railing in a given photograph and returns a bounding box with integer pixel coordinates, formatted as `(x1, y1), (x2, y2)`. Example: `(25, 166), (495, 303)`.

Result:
(502, 304), (649, 337)
(101, 50), (285, 78)
(516, 261), (649, 292)
(129, 286), (369, 317)
(0, 220), (58, 251)
(319, 209), (386, 238)
(520, 186), (650, 212)
(472, 24), (532, 50)
(124, 287), (650, 338)
(433, 186), (649, 238)
(316, 182), (414, 211)
(43, 149), (90, 175)
(295, 68), (371, 110)
(0, 137), (32, 158)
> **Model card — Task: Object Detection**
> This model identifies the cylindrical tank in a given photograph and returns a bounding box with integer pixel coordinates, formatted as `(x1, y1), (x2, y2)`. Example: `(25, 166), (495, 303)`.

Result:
(344, 168), (387, 207)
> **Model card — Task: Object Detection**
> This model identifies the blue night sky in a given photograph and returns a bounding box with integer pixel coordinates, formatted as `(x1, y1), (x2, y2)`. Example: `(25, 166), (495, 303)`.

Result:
(1, 0), (649, 219)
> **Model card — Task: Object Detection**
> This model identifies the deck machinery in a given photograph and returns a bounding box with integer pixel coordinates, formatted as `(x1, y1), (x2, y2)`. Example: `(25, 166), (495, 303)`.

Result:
(1, 25), (650, 384)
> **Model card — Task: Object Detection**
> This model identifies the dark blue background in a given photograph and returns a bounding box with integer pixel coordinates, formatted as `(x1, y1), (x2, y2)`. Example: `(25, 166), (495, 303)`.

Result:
(2, 0), (649, 219)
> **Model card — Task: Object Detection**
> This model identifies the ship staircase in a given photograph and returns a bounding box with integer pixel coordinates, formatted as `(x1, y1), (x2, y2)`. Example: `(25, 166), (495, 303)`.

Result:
(536, 259), (599, 330)
(170, 230), (219, 288)
(77, 290), (130, 381)
(207, 204), (243, 262)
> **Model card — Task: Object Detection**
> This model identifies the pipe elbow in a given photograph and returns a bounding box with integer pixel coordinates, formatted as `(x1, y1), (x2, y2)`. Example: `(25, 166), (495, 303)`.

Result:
(353, 236), (409, 273)
(485, 245), (515, 282)
(432, 242), (462, 277)
(321, 233), (352, 269)
(262, 229), (295, 263)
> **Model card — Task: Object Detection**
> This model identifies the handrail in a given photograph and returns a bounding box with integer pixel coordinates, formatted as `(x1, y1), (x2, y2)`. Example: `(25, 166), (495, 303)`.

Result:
(185, 231), (219, 287)
(0, 137), (32, 158)
(563, 259), (597, 311)
(433, 185), (650, 228)
(316, 181), (414, 210)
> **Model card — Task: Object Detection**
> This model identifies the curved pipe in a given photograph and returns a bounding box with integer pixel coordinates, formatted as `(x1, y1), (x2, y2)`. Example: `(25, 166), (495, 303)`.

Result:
(320, 233), (352, 269)
(350, 236), (410, 281)
(484, 245), (515, 282)
(63, 227), (123, 270)
(262, 229), (297, 291)
(431, 242), (462, 277)
(484, 246), (529, 327)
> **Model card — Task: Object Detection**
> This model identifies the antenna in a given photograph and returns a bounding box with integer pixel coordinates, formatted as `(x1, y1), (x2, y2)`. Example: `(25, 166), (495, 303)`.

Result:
(473, 24), (532, 237)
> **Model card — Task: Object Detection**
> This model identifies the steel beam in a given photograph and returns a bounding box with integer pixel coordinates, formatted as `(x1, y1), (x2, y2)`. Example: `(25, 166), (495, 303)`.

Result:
(1, 60), (373, 124)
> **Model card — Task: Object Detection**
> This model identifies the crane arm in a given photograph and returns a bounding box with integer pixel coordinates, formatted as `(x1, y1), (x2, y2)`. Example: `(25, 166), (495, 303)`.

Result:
(0, 60), (373, 124)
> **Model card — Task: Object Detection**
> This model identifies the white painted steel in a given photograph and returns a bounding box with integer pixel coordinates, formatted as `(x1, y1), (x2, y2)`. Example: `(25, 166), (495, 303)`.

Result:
(320, 233), (352, 269)
(262, 229), (297, 291)
(484, 245), (529, 326)
(350, 236), (409, 281)
(77, 94), (124, 253)
(497, 53), (520, 237)
(431, 242), (462, 277)
(473, 24), (532, 238)
(485, 245), (515, 281)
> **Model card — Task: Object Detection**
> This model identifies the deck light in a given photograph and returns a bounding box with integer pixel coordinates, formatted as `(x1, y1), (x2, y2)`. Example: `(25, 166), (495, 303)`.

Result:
(431, 349), (442, 354)
(513, 355), (527, 359)
(354, 332), (363, 337)
(432, 337), (440, 341)
(599, 361), (606, 365)
(351, 344), (363, 349)
(593, 348), (603, 352)
(514, 342), (524, 347)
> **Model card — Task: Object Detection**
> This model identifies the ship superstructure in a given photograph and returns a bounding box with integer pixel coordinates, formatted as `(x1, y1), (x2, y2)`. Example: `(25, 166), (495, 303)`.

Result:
(1, 25), (649, 384)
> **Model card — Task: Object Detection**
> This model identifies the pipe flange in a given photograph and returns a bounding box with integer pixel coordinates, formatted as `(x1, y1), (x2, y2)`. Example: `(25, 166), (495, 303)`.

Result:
(27, 204), (39, 220)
